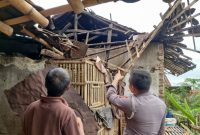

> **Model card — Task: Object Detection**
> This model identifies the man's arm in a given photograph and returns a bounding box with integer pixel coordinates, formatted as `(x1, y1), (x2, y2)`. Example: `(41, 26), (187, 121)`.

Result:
(106, 70), (132, 116)
(158, 115), (166, 135)
(76, 117), (85, 135)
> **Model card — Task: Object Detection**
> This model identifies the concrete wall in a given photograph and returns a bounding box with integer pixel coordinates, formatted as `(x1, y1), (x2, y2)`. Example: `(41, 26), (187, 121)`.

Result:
(0, 55), (45, 135)
(124, 43), (164, 97)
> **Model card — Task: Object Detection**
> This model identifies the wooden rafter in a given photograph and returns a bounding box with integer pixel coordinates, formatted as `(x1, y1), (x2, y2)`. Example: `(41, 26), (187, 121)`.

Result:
(67, 0), (84, 14)
(0, 21), (13, 36)
(3, 0), (115, 26)
(8, 0), (49, 28)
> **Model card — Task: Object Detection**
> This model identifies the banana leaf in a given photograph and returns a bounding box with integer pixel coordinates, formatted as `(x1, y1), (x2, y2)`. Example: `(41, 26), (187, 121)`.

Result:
(166, 92), (196, 124)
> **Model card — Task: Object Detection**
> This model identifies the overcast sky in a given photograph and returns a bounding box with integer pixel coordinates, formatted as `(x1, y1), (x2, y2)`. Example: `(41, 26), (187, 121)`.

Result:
(33, 0), (200, 85)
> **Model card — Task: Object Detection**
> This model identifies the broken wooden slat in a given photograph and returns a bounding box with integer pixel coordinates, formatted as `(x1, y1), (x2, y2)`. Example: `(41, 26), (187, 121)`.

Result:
(41, 49), (65, 59)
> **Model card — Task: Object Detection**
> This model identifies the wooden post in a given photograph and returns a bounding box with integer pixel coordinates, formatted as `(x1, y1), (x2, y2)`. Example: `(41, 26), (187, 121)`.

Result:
(85, 32), (90, 44)
(74, 14), (78, 41)
(0, 21), (13, 36)
(8, 0), (49, 28)
(67, 0), (84, 14)
(105, 24), (113, 62)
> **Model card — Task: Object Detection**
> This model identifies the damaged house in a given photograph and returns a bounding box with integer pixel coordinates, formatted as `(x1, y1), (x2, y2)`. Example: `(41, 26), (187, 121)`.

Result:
(0, 0), (199, 135)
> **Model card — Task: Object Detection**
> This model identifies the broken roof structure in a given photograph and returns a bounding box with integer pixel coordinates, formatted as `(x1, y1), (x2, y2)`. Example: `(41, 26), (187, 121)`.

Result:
(0, 0), (199, 76)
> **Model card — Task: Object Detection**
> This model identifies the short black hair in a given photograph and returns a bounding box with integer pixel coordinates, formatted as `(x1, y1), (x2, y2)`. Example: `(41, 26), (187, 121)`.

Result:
(129, 69), (151, 93)
(45, 68), (70, 97)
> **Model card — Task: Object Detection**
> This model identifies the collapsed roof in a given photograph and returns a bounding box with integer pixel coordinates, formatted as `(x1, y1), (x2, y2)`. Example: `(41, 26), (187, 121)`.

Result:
(0, 0), (199, 75)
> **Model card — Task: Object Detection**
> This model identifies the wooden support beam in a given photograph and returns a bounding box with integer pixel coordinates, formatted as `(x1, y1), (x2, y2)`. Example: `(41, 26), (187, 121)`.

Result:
(87, 45), (127, 56)
(0, 21), (13, 36)
(67, 0), (84, 14)
(74, 13), (78, 40)
(85, 32), (89, 44)
(87, 35), (100, 43)
(105, 24), (113, 62)
(0, 0), (10, 8)
(125, 40), (133, 62)
(4, 0), (115, 26)
(88, 40), (132, 47)
(8, 0), (49, 27)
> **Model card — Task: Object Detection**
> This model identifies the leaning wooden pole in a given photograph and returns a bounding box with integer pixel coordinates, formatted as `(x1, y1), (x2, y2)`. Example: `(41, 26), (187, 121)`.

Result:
(8, 0), (49, 28)
(21, 28), (64, 56)
(0, 21), (13, 36)
(67, 0), (84, 14)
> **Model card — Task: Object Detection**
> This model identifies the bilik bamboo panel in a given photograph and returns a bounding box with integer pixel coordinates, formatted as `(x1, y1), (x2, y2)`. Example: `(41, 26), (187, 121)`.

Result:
(46, 60), (105, 108)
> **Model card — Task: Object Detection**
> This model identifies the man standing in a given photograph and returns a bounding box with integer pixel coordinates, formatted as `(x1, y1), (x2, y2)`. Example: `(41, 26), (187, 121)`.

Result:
(23, 68), (84, 135)
(107, 69), (166, 135)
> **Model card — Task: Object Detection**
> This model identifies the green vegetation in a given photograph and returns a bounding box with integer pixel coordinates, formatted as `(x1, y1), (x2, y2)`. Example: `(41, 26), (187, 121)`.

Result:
(165, 78), (200, 134)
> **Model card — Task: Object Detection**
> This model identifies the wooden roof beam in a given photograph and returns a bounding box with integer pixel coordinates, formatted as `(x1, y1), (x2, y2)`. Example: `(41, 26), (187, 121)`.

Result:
(0, 21), (13, 36)
(8, 0), (49, 28)
(67, 0), (84, 14)
(0, 0), (10, 8)
(4, 0), (115, 26)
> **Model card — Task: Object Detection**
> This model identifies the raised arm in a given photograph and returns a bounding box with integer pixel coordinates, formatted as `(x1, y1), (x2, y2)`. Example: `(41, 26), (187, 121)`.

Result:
(106, 70), (133, 116)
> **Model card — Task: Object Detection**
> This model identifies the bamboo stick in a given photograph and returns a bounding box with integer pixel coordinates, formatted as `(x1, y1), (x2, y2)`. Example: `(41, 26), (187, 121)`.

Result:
(21, 28), (63, 56)
(0, 21), (13, 36)
(8, 0), (49, 27)
(0, 0), (10, 8)
(67, 0), (84, 14)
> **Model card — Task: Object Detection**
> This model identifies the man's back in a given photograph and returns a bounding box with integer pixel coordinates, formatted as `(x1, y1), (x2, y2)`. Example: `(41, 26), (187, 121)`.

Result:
(124, 93), (166, 135)
(23, 96), (79, 135)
